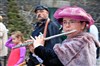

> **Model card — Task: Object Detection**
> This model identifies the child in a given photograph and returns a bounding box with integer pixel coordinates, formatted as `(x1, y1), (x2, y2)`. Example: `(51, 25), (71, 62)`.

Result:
(5, 31), (26, 66)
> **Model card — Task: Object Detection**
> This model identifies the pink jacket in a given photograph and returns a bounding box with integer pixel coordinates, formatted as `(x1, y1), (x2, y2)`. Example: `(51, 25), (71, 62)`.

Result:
(54, 32), (100, 66)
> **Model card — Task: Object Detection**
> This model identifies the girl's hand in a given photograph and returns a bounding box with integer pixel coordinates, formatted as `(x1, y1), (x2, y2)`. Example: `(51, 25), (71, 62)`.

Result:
(28, 44), (34, 53)
(33, 35), (45, 48)
(25, 39), (34, 53)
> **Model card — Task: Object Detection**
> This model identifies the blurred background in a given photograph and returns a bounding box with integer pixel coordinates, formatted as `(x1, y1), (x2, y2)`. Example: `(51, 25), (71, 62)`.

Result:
(0, 0), (100, 66)
(0, 0), (100, 39)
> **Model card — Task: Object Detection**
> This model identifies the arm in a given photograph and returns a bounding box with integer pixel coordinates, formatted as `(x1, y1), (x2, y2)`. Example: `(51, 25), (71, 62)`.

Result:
(53, 34), (93, 66)
(31, 35), (63, 66)
(34, 46), (63, 66)
(26, 43), (41, 65)
(5, 37), (15, 49)
(27, 52), (40, 65)
(89, 25), (99, 40)
(15, 47), (26, 65)
(0, 31), (3, 37)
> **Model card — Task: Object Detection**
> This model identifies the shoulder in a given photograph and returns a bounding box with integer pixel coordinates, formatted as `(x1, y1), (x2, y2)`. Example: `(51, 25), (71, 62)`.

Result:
(49, 21), (61, 28)
(90, 25), (98, 31)
(63, 32), (94, 43)
(89, 25), (99, 40)
(0, 23), (6, 29)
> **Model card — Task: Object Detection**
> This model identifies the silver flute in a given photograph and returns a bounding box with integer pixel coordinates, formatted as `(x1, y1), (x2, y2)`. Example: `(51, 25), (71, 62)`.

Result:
(13, 30), (76, 49)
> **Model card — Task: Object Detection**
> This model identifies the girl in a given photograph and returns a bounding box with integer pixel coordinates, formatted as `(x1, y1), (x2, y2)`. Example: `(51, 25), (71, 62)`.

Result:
(28, 6), (100, 66)
(5, 31), (26, 66)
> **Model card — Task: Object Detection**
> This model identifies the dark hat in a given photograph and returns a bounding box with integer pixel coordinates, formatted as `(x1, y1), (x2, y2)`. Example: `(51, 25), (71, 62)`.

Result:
(34, 5), (49, 13)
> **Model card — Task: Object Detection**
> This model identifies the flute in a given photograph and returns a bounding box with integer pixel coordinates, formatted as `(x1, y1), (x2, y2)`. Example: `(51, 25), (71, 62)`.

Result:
(12, 30), (76, 49)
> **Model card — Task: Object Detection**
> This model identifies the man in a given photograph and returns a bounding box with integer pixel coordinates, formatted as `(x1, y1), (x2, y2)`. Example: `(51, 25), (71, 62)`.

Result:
(27, 5), (62, 66)
(0, 15), (8, 66)
(89, 25), (99, 58)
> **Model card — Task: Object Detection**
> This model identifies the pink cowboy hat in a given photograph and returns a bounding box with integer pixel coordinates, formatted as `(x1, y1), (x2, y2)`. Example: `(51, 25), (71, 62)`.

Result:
(54, 6), (94, 28)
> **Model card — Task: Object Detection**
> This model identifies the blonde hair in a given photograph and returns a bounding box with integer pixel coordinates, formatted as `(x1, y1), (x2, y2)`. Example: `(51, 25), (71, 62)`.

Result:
(0, 15), (3, 22)
(11, 31), (24, 42)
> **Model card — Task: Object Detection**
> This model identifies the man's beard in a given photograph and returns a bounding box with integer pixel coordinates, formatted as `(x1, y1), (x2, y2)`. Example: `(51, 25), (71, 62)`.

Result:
(36, 15), (47, 21)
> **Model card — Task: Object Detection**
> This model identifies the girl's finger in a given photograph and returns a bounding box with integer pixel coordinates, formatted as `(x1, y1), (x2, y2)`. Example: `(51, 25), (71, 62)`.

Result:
(38, 35), (41, 39)
(35, 36), (38, 39)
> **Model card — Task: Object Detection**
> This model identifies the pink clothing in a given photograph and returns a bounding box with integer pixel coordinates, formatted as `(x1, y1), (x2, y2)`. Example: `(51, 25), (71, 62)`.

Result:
(8, 48), (20, 66)
(53, 6), (94, 28)
(54, 32), (100, 66)
(5, 37), (26, 66)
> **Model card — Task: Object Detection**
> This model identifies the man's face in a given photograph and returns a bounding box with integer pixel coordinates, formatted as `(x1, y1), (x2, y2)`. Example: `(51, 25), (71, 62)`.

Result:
(35, 10), (49, 21)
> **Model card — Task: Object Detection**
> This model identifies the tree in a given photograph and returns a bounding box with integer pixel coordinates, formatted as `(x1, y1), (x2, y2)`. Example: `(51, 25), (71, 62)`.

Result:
(7, 0), (32, 39)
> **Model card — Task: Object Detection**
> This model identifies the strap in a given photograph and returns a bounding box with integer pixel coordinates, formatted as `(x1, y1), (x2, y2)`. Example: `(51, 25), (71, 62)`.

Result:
(43, 18), (50, 38)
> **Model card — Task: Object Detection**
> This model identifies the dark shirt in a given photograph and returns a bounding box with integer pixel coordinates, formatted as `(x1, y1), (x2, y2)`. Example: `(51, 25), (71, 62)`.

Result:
(34, 46), (63, 66)
(32, 20), (62, 49)
(27, 20), (63, 66)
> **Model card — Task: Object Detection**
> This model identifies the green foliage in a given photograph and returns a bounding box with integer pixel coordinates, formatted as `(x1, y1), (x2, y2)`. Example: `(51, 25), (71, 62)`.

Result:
(7, 0), (32, 39)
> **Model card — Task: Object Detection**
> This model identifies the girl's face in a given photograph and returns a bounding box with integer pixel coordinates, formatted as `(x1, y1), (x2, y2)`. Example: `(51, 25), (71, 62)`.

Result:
(11, 35), (21, 44)
(62, 17), (86, 38)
